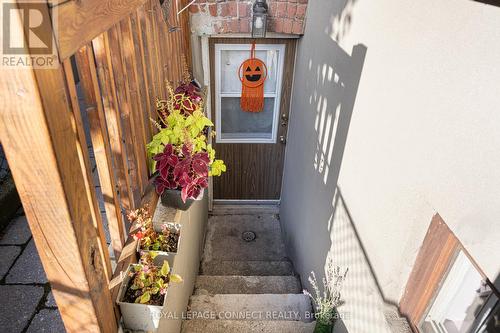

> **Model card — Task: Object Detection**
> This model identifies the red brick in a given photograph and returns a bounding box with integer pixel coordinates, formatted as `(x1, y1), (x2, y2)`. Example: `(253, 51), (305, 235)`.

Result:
(229, 1), (238, 16)
(291, 19), (303, 34)
(239, 18), (251, 32)
(286, 3), (296, 17)
(296, 4), (307, 19)
(298, 0), (307, 3)
(277, 2), (287, 17)
(230, 18), (239, 31)
(274, 18), (283, 33)
(288, 0), (297, 3)
(208, 3), (217, 16)
(238, 2), (250, 18)
(268, 1), (277, 16)
(220, 3), (228, 16)
(189, 4), (199, 13)
(283, 18), (293, 33)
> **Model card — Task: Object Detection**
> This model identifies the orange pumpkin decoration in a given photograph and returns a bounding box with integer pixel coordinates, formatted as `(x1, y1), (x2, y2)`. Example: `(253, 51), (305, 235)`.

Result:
(238, 42), (267, 112)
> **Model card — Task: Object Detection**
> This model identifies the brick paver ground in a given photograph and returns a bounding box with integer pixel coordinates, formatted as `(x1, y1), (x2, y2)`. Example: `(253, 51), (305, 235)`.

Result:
(0, 208), (64, 333)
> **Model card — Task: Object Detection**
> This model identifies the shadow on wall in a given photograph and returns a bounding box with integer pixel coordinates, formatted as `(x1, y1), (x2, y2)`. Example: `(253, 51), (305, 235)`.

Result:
(278, 0), (410, 331)
(328, 189), (413, 332)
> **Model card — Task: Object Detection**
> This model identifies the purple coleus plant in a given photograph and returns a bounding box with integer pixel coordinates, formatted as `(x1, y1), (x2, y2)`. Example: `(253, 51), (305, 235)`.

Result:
(172, 83), (202, 115)
(174, 82), (202, 103)
(154, 143), (209, 202)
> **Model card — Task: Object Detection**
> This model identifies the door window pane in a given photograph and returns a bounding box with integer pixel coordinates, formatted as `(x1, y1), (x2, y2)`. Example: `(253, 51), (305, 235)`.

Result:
(220, 97), (275, 140)
(220, 49), (278, 94)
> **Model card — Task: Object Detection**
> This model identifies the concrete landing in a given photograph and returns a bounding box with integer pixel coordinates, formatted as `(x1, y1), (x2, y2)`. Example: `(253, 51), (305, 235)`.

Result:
(203, 214), (288, 261)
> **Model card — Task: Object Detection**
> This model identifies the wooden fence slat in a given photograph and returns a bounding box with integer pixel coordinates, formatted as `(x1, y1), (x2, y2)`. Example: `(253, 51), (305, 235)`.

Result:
(125, 13), (150, 182)
(150, 4), (166, 97)
(54, 0), (149, 60)
(136, 6), (157, 140)
(131, 12), (152, 143)
(107, 24), (142, 208)
(157, 4), (171, 86)
(63, 60), (114, 281)
(145, 1), (162, 100)
(120, 16), (150, 188)
(92, 33), (134, 213)
(75, 44), (126, 259)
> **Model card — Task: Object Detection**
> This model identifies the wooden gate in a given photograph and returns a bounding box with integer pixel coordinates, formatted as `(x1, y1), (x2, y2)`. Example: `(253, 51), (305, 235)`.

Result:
(0, 0), (191, 331)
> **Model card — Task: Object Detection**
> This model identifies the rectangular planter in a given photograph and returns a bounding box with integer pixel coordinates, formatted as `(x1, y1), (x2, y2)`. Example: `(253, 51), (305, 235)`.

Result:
(116, 265), (166, 331)
(137, 222), (182, 267)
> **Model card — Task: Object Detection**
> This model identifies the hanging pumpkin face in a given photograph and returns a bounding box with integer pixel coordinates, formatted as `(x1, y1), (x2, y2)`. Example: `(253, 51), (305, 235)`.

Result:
(239, 42), (268, 112)
(239, 58), (267, 88)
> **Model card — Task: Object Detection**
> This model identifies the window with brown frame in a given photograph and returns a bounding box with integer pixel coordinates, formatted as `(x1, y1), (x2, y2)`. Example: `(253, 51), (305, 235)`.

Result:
(400, 214), (500, 333)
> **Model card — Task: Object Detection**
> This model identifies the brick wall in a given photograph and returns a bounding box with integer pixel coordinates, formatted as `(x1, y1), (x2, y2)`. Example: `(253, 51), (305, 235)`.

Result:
(189, 0), (308, 35)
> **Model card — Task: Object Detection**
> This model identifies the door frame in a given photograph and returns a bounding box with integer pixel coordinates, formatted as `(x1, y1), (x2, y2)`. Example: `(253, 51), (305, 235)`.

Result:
(213, 43), (286, 144)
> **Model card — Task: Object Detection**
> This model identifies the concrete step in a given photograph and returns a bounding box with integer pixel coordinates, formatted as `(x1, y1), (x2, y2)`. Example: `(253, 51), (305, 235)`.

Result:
(194, 276), (302, 295)
(203, 214), (287, 262)
(181, 320), (316, 333)
(200, 260), (295, 276)
(188, 294), (313, 322)
(210, 204), (280, 215)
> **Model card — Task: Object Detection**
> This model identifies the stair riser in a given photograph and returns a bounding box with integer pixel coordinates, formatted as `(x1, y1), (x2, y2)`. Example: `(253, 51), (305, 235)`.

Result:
(195, 276), (302, 294)
(201, 260), (295, 276)
(181, 320), (316, 333)
(188, 294), (313, 322)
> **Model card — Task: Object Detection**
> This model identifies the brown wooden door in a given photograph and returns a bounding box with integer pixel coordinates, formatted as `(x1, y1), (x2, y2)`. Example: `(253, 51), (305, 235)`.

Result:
(210, 38), (296, 200)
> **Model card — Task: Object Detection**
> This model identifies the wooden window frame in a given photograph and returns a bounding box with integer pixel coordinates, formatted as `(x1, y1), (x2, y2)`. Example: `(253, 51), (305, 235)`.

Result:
(400, 213), (500, 332)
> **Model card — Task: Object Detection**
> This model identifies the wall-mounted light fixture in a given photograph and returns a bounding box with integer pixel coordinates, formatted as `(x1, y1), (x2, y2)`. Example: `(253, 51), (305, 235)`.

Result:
(252, 0), (268, 38)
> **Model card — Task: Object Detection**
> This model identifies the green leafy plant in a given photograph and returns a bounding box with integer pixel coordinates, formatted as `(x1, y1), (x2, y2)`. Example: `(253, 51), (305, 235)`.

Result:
(303, 258), (348, 331)
(125, 252), (182, 305)
(146, 108), (214, 171)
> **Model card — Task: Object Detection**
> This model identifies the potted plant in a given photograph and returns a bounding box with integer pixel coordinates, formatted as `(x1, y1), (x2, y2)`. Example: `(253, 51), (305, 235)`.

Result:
(153, 142), (225, 210)
(303, 261), (348, 333)
(116, 252), (183, 331)
(128, 206), (181, 266)
(146, 78), (226, 210)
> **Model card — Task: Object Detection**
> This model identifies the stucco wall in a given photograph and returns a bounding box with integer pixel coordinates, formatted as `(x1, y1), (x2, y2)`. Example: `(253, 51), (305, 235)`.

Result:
(280, 0), (500, 330)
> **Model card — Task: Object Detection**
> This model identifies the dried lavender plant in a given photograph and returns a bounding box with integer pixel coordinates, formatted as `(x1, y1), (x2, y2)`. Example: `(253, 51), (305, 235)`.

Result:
(181, 54), (191, 84)
(303, 258), (348, 326)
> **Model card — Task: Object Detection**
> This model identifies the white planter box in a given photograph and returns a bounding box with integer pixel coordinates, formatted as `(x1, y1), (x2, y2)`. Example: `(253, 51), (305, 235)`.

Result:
(116, 265), (166, 331)
(137, 222), (182, 267)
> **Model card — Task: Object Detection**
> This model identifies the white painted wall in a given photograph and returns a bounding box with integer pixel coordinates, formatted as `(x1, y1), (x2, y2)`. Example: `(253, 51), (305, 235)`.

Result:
(281, 0), (500, 331)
